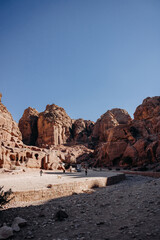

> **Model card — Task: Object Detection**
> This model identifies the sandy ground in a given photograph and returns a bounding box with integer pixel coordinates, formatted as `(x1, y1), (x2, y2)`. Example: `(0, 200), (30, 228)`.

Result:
(0, 168), (121, 191)
(0, 170), (160, 240)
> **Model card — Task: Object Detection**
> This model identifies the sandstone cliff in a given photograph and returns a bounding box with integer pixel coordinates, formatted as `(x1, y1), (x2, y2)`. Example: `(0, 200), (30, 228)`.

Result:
(71, 118), (94, 143)
(36, 104), (72, 147)
(0, 97), (61, 170)
(92, 108), (132, 142)
(19, 107), (39, 146)
(1, 93), (160, 170)
(93, 97), (160, 168)
(0, 102), (22, 143)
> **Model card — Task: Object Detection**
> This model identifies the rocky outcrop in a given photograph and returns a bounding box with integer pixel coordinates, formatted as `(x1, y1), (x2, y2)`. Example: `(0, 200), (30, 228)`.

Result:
(36, 104), (72, 147)
(0, 98), (93, 170)
(71, 119), (94, 143)
(1, 93), (160, 170)
(92, 108), (132, 142)
(18, 107), (39, 146)
(0, 101), (22, 143)
(134, 96), (160, 120)
(0, 98), (62, 170)
(0, 138), (64, 170)
(93, 97), (160, 168)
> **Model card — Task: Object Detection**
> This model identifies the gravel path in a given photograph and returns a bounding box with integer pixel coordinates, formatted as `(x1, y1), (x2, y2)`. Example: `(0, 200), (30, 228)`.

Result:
(0, 174), (160, 240)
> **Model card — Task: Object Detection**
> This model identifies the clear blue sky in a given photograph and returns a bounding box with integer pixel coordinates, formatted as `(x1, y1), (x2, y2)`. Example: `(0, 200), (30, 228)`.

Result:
(0, 0), (160, 123)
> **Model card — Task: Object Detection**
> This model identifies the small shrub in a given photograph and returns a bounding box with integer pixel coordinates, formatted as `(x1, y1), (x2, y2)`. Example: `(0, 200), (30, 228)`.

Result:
(0, 186), (14, 208)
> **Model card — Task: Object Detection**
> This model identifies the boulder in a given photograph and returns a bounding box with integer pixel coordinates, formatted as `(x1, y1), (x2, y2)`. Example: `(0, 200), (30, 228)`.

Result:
(0, 226), (13, 239)
(11, 217), (27, 232)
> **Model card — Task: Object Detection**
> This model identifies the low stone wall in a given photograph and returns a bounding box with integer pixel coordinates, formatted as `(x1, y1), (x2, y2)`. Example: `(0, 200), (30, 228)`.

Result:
(11, 173), (125, 203)
(124, 171), (160, 178)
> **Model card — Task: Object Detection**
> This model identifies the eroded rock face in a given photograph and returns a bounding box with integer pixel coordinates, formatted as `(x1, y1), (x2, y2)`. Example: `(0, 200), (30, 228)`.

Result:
(0, 102), (22, 143)
(36, 104), (72, 147)
(0, 100), (93, 170)
(93, 97), (160, 168)
(0, 100), (62, 170)
(1, 95), (160, 170)
(92, 108), (132, 142)
(19, 107), (39, 146)
(71, 119), (94, 143)
(134, 96), (160, 120)
(0, 140), (62, 170)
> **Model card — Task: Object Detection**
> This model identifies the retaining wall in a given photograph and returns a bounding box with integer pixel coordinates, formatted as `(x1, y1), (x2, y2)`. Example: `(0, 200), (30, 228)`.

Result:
(12, 173), (125, 203)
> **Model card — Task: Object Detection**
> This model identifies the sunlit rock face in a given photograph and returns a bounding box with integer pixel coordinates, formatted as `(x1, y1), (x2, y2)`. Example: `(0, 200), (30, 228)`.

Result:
(0, 101), (22, 143)
(134, 96), (160, 120)
(36, 104), (72, 147)
(92, 108), (132, 142)
(19, 107), (39, 146)
(93, 97), (160, 168)
(2, 93), (160, 170)
(0, 97), (93, 170)
(0, 97), (62, 170)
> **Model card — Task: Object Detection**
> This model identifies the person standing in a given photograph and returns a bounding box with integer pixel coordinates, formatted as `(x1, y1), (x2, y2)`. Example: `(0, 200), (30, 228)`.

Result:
(85, 167), (88, 176)
(40, 169), (43, 176)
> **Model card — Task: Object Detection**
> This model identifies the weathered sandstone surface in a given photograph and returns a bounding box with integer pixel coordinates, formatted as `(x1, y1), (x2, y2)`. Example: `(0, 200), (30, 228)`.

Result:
(19, 105), (94, 148)
(134, 96), (160, 120)
(93, 97), (160, 168)
(92, 108), (132, 142)
(71, 118), (94, 143)
(1, 93), (160, 170)
(18, 107), (39, 146)
(0, 101), (22, 143)
(0, 98), (60, 170)
(36, 104), (72, 147)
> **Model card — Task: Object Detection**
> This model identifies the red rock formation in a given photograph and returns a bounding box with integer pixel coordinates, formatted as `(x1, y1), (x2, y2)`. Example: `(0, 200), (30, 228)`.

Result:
(19, 107), (39, 146)
(92, 108), (132, 142)
(2, 94), (160, 170)
(0, 97), (62, 170)
(134, 96), (160, 120)
(71, 118), (94, 143)
(36, 104), (72, 147)
(93, 97), (160, 168)
(0, 101), (22, 143)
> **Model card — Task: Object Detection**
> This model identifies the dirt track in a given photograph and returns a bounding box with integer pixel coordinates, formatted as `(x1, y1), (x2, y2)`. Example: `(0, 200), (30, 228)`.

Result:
(0, 173), (160, 240)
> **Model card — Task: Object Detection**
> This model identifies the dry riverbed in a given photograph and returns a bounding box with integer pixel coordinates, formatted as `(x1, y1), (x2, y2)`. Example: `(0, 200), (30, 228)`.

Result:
(0, 171), (160, 240)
